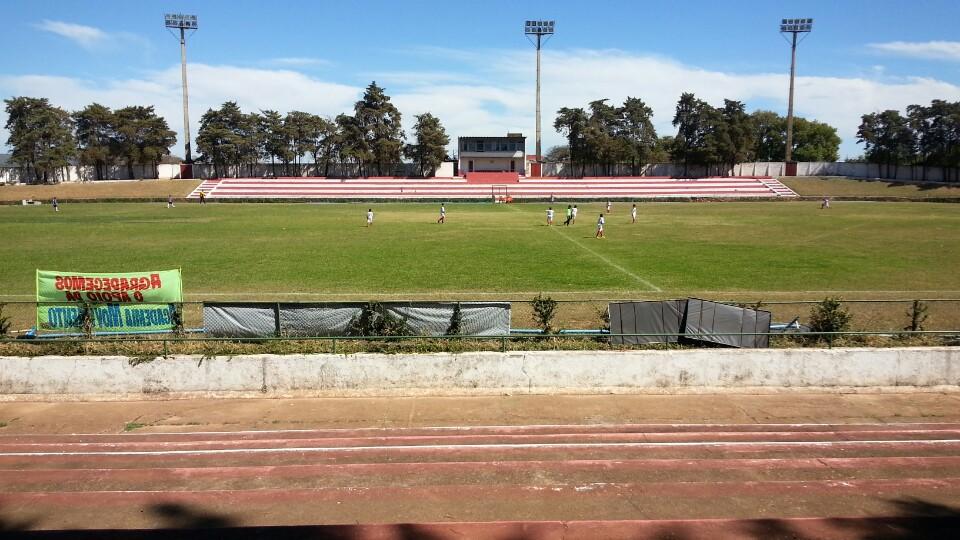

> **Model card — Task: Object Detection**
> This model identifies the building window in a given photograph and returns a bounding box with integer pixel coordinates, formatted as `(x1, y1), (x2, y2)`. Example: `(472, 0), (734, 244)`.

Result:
(468, 160), (474, 172)
(477, 141), (484, 152)
(510, 160), (516, 171)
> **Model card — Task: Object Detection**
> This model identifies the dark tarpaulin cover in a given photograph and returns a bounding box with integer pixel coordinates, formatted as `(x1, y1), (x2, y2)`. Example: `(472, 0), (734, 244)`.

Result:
(609, 300), (686, 345)
(681, 298), (772, 348)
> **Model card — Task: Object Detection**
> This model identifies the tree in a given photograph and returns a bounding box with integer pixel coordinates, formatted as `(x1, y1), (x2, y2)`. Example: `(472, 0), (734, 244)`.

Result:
(114, 106), (176, 179)
(715, 99), (754, 173)
(285, 111), (325, 176)
(196, 102), (245, 178)
(554, 107), (589, 176)
(544, 145), (570, 163)
(4, 96), (76, 183)
(750, 110), (786, 161)
(671, 92), (712, 175)
(616, 97), (658, 175)
(258, 110), (291, 176)
(404, 113), (450, 177)
(791, 118), (841, 162)
(909, 100), (960, 181)
(354, 82), (404, 176)
(308, 116), (337, 176)
(857, 110), (917, 178)
(72, 103), (117, 180)
(335, 113), (370, 177)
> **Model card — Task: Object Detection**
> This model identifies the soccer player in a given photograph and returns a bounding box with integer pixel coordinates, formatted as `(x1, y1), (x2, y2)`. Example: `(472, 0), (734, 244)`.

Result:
(564, 205), (573, 226)
(596, 213), (605, 238)
(167, 195), (175, 208)
(571, 205), (578, 224)
(606, 200), (612, 213)
(198, 191), (206, 205)
(631, 203), (637, 223)
(52, 197), (59, 212)
(438, 204), (446, 224)
(546, 206), (554, 226)
(366, 208), (374, 227)
(821, 197), (831, 209)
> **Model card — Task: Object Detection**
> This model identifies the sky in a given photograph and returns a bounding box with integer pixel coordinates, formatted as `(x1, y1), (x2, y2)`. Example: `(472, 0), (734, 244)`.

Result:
(2, 0), (960, 160)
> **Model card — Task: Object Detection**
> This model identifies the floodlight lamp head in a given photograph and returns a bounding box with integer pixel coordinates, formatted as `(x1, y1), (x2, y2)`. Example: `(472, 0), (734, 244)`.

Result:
(165, 13), (198, 30)
(780, 17), (813, 33)
(524, 19), (555, 35)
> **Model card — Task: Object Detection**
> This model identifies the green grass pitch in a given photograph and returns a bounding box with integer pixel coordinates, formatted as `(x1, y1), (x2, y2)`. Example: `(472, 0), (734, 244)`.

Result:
(1, 200), (958, 301)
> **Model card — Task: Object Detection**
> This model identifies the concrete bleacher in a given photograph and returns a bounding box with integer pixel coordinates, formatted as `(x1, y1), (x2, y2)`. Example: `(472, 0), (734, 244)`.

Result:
(188, 176), (797, 200)
(464, 172), (520, 183)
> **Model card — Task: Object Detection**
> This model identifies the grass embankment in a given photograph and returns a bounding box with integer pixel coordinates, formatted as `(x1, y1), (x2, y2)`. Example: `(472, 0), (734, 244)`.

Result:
(0, 179), (201, 202)
(0, 201), (958, 334)
(782, 176), (960, 198)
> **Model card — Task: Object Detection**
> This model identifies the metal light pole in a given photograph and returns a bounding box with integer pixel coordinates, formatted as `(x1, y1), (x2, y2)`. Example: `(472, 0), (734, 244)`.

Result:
(780, 18), (813, 165)
(525, 20), (555, 176)
(165, 13), (198, 174)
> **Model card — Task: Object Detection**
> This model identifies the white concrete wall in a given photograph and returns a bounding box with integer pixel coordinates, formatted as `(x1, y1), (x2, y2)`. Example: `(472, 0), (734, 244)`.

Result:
(460, 156), (522, 173)
(1, 348), (957, 400)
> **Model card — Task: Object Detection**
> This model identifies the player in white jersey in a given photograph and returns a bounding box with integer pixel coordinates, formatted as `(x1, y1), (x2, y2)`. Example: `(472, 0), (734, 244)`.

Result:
(366, 208), (374, 227)
(595, 213), (605, 238)
(546, 207), (554, 226)
(631, 203), (637, 223)
(438, 204), (446, 224)
(571, 205), (578, 224)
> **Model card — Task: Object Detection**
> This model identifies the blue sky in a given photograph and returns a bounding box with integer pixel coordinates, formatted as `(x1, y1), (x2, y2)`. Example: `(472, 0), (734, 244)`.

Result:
(3, 0), (960, 158)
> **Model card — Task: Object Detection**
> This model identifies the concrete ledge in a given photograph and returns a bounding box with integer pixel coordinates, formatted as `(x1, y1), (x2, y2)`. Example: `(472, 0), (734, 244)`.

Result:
(0, 347), (957, 400)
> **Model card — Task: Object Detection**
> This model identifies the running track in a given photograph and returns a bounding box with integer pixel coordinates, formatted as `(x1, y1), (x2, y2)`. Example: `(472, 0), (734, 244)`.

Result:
(1, 422), (958, 538)
(187, 176), (798, 200)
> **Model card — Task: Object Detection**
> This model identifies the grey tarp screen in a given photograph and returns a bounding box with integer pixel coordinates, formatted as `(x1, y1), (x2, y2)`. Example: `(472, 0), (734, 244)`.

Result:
(609, 300), (686, 345)
(681, 298), (772, 348)
(204, 302), (511, 337)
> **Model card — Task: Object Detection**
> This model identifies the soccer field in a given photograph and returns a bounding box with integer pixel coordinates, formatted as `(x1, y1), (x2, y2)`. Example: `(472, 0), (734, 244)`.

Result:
(2, 200), (958, 299)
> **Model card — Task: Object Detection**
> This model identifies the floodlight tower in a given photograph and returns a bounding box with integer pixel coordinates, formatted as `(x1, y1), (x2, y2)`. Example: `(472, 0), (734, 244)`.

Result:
(524, 20), (555, 176)
(164, 13), (198, 171)
(780, 18), (813, 164)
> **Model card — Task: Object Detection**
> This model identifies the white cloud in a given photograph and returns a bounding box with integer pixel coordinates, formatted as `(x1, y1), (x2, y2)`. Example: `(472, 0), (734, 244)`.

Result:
(35, 20), (107, 49)
(2, 48), (960, 159)
(868, 41), (960, 61)
(270, 57), (332, 67)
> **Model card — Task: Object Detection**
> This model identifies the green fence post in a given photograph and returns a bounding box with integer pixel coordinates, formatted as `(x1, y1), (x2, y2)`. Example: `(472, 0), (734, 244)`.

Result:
(163, 339), (168, 359)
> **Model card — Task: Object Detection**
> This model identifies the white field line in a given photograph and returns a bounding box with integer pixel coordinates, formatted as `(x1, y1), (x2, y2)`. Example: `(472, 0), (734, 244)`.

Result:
(550, 227), (662, 292)
(4, 422), (957, 438)
(4, 439), (959, 457)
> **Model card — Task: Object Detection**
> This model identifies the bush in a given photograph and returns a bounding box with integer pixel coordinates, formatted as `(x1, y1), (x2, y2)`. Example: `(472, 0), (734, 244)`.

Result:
(808, 297), (852, 342)
(0, 303), (11, 336)
(346, 302), (413, 337)
(904, 300), (929, 332)
(445, 302), (463, 336)
(531, 294), (559, 334)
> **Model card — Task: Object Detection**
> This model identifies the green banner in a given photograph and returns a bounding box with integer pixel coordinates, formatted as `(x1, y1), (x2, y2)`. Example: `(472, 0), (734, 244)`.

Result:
(36, 270), (183, 332)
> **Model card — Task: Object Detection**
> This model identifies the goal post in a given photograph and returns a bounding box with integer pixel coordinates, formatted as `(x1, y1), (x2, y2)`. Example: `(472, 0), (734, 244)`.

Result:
(491, 184), (512, 203)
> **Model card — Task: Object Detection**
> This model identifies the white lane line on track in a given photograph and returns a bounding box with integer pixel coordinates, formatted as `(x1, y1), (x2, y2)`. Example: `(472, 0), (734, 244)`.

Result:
(4, 439), (959, 457)
(3, 422), (957, 438)
(549, 227), (662, 292)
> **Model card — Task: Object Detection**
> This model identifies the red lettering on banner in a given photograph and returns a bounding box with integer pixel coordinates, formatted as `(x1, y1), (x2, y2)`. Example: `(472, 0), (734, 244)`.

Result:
(65, 291), (81, 301)
(109, 278), (120, 291)
(55, 276), (64, 290)
(133, 291), (144, 302)
(71, 277), (84, 291)
(150, 273), (162, 289)
(84, 278), (93, 291)
(86, 292), (97, 301)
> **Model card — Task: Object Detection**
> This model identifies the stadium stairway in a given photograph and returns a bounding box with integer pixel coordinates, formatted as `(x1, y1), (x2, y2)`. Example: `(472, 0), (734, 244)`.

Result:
(186, 176), (799, 200)
(1, 422), (958, 536)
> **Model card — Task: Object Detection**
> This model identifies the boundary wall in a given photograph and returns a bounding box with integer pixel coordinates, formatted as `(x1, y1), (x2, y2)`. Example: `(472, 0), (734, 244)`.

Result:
(1, 348), (957, 400)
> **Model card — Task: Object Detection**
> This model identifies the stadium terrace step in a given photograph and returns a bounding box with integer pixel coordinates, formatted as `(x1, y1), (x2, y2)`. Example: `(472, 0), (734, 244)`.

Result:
(465, 171), (520, 183)
(186, 176), (796, 199)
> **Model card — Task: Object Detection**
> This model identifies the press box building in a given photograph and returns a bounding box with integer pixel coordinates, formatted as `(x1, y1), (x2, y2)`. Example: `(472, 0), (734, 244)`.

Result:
(458, 133), (527, 175)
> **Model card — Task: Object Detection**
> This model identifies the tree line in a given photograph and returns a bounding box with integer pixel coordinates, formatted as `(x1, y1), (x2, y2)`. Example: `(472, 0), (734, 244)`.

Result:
(857, 99), (960, 181)
(196, 81), (450, 178)
(553, 93), (841, 177)
(3, 97), (176, 183)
